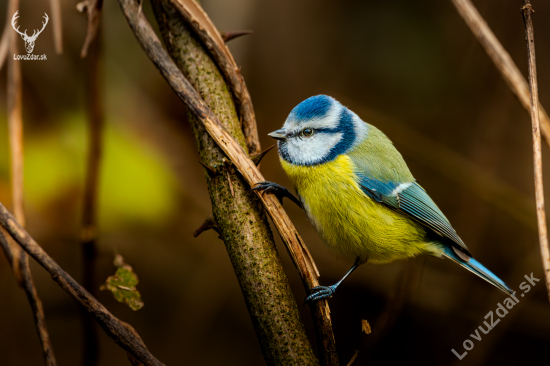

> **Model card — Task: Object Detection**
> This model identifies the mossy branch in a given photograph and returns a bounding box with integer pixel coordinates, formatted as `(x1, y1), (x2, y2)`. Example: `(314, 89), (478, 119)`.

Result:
(148, 0), (320, 364)
(166, 0), (260, 155)
(116, 0), (340, 363)
(117, 0), (340, 362)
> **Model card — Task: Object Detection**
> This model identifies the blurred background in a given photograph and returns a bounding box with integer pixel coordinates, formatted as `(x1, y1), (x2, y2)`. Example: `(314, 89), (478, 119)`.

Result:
(0, 0), (549, 365)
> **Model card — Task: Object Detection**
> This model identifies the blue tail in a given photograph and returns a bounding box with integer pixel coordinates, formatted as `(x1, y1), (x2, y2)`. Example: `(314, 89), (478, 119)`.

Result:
(443, 246), (514, 296)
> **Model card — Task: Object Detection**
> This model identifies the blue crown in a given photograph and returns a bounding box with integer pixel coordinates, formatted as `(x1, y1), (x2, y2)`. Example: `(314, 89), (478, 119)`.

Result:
(289, 95), (333, 122)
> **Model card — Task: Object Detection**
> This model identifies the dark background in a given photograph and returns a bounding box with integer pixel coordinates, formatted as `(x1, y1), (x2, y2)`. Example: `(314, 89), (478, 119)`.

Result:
(0, 0), (549, 365)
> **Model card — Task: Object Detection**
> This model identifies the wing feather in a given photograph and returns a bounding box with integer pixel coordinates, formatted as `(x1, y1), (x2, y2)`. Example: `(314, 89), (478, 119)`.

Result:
(346, 126), (467, 253)
(357, 176), (468, 252)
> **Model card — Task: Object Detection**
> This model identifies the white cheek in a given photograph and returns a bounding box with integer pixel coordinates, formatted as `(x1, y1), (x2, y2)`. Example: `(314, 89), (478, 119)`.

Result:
(285, 133), (343, 165)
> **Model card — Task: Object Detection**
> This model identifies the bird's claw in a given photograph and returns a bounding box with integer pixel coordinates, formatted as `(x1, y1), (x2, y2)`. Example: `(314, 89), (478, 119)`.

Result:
(252, 181), (279, 195)
(252, 181), (302, 208)
(304, 285), (337, 305)
(252, 181), (287, 203)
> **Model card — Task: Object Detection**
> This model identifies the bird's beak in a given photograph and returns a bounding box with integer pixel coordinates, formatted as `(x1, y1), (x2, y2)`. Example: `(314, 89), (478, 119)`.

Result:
(268, 129), (287, 140)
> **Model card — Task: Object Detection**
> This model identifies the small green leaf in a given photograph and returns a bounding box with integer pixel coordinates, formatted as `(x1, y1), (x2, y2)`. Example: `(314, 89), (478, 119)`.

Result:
(100, 255), (144, 311)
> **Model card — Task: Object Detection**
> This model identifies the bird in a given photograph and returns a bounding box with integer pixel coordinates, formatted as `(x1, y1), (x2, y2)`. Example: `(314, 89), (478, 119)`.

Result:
(253, 95), (513, 304)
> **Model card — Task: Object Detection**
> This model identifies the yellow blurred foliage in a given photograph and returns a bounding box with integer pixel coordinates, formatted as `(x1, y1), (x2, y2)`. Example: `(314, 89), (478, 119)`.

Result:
(0, 113), (178, 230)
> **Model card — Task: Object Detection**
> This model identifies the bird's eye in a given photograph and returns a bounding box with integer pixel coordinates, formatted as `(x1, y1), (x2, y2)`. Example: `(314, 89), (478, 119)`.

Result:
(302, 128), (314, 137)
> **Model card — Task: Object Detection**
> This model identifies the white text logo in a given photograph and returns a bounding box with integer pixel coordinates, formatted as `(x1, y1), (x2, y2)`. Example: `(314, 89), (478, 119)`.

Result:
(11, 10), (48, 58)
(451, 273), (540, 360)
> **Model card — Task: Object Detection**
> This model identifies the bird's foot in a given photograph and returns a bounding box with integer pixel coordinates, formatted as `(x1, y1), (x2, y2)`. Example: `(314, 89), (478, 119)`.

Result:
(252, 181), (302, 208)
(304, 285), (337, 305)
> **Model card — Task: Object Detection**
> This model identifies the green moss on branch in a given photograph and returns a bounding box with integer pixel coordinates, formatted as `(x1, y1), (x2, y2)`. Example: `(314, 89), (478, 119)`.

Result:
(151, 1), (318, 364)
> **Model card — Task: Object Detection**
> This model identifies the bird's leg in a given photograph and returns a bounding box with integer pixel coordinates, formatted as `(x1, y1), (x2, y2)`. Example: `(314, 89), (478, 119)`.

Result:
(304, 259), (362, 304)
(252, 181), (302, 208)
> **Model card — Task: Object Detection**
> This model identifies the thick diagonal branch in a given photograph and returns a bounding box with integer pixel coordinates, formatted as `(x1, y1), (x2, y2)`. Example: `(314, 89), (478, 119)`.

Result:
(167, 0), (260, 155)
(150, 0), (321, 364)
(118, 0), (338, 364)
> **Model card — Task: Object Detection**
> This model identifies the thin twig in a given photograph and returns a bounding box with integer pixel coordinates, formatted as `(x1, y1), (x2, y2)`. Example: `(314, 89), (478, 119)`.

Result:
(192, 214), (219, 237)
(220, 30), (253, 43)
(251, 145), (276, 166)
(5, 0), (57, 363)
(49, 0), (63, 54)
(80, 18), (104, 366)
(7, 3), (24, 228)
(0, 0), (16, 70)
(0, 229), (57, 366)
(116, 1), (339, 364)
(451, 0), (550, 148)
(0, 23), (9, 71)
(521, 0), (550, 303)
(0, 203), (164, 366)
(346, 350), (359, 366)
(77, 0), (103, 58)
(168, 0), (261, 155)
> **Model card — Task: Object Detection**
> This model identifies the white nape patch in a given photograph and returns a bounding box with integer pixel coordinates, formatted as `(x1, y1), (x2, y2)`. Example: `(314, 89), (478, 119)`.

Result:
(391, 182), (412, 196)
(284, 131), (343, 165)
(350, 111), (369, 142)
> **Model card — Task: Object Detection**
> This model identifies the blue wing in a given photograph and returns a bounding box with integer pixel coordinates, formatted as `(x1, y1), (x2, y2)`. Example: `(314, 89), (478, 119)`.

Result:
(357, 174), (469, 254)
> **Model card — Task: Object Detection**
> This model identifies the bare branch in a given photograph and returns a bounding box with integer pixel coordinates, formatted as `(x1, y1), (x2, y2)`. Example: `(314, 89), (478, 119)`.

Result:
(77, 0), (103, 58)
(49, 0), (63, 54)
(0, 204), (164, 366)
(451, 0), (550, 148)
(0, 23), (9, 70)
(5, 1), (57, 363)
(0, 229), (57, 366)
(80, 19), (104, 365)
(521, 0), (550, 303)
(168, 0), (260, 155)
(116, 0), (338, 364)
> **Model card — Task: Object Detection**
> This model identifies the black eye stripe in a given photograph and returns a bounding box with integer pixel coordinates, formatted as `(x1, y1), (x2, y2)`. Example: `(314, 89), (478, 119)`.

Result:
(288, 127), (338, 137)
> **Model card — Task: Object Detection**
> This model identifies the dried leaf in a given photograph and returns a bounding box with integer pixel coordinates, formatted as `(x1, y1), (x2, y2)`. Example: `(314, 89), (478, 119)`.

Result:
(101, 255), (144, 310)
(361, 319), (371, 334)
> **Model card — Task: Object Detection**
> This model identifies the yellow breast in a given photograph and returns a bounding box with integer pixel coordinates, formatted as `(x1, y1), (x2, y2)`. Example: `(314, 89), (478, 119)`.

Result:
(281, 155), (437, 263)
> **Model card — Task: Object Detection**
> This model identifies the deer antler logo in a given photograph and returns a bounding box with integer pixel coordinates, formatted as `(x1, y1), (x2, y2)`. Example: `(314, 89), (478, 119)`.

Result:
(11, 11), (49, 54)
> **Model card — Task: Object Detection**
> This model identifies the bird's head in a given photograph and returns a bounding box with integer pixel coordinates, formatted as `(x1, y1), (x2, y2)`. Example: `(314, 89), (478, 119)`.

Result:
(269, 95), (368, 166)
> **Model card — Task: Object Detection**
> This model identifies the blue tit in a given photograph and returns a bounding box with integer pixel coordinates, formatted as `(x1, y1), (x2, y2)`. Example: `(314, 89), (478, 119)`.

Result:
(253, 95), (513, 304)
